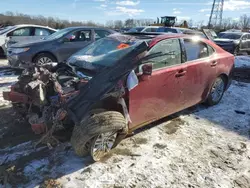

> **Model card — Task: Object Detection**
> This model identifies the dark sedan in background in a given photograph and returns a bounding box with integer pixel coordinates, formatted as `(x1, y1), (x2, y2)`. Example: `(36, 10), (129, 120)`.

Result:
(214, 32), (250, 55)
(7, 27), (116, 67)
(156, 27), (207, 38)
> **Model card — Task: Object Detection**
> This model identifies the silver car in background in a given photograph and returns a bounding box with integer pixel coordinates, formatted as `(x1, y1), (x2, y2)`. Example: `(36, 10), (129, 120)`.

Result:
(0, 24), (56, 55)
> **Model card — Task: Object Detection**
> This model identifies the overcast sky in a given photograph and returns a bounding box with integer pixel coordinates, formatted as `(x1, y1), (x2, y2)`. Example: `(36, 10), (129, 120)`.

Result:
(1, 0), (250, 24)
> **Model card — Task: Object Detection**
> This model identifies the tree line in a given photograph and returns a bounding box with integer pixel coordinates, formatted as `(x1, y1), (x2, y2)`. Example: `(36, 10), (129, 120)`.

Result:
(0, 11), (250, 31)
(0, 11), (154, 29)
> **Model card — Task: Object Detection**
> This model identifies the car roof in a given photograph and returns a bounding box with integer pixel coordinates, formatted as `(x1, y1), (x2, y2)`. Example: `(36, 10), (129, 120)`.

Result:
(122, 32), (211, 47)
(14, 24), (56, 31)
(144, 26), (160, 28)
(64, 26), (116, 32)
(219, 32), (245, 35)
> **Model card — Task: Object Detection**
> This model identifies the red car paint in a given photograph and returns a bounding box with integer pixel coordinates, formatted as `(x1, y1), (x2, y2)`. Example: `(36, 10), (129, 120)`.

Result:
(128, 34), (234, 130)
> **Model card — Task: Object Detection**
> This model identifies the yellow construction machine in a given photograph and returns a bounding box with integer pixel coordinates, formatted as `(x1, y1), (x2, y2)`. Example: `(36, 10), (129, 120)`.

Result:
(151, 16), (188, 28)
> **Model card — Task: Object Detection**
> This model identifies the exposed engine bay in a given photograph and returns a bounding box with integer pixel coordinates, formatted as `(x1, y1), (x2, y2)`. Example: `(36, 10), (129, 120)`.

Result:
(3, 63), (85, 134)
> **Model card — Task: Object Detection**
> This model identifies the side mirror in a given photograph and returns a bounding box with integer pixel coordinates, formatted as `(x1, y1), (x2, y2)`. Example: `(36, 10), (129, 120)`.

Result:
(142, 63), (152, 75)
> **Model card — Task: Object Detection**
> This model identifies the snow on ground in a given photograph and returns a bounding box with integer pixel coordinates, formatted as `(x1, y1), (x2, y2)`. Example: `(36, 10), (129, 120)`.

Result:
(0, 58), (18, 107)
(0, 58), (8, 67)
(235, 56), (250, 68)
(0, 57), (250, 187)
(0, 81), (248, 188)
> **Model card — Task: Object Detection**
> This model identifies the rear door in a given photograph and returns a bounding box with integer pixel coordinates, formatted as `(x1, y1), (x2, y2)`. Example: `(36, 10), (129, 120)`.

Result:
(129, 38), (184, 129)
(33, 27), (54, 40)
(56, 29), (93, 61)
(180, 38), (217, 108)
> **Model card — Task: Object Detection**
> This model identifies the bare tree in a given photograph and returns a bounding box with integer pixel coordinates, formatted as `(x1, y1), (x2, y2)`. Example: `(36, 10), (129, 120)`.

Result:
(239, 14), (250, 29)
(124, 19), (135, 28)
(105, 20), (114, 28)
(114, 20), (123, 29)
(0, 11), (104, 29)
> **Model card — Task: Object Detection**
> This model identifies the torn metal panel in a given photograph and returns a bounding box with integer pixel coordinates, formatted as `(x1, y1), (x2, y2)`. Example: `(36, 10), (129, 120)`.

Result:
(66, 41), (148, 125)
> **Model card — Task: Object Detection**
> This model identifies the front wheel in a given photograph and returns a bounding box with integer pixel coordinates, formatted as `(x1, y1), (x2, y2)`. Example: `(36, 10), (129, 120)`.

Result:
(206, 76), (226, 106)
(33, 53), (56, 65)
(71, 111), (127, 161)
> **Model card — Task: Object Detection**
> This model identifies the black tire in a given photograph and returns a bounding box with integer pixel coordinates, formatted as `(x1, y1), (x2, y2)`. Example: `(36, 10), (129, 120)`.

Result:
(233, 46), (239, 56)
(71, 111), (126, 158)
(206, 76), (226, 106)
(33, 53), (56, 65)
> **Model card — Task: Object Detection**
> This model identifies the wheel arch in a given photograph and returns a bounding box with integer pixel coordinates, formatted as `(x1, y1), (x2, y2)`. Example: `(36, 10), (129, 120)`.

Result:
(203, 73), (229, 102)
(32, 51), (58, 63)
(90, 97), (125, 117)
(89, 96), (130, 132)
(219, 73), (229, 89)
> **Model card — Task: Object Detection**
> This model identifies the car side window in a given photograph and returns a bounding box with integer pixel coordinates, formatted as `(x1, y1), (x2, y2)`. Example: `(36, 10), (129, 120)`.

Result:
(151, 28), (158, 32)
(34, 28), (51, 36)
(247, 34), (250, 39)
(143, 38), (182, 70)
(242, 35), (247, 40)
(10, 27), (31, 36)
(94, 30), (110, 40)
(67, 30), (91, 42)
(144, 28), (152, 32)
(184, 39), (209, 61)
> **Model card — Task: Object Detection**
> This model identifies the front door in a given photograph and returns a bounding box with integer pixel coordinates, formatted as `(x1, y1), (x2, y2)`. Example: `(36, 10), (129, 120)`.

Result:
(57, 29), (93, 61)
(7, 27), (32, 47)
(240, 34), (248, 53)
(129, 38), (184, 129)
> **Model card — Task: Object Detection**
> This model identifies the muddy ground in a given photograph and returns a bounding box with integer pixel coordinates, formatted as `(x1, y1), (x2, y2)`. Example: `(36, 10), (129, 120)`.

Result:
(0, 58), (250, 188)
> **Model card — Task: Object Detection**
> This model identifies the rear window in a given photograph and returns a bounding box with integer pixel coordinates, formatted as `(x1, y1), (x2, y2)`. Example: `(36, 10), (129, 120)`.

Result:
(156, 27), (177, 33)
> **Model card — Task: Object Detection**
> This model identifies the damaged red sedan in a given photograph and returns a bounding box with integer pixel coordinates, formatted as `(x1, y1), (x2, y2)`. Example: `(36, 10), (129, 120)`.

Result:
(3, 33), (235, 161)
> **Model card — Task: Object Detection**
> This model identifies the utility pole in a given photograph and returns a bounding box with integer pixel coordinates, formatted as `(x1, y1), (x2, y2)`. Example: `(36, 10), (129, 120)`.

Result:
(208, 0), (224, 28)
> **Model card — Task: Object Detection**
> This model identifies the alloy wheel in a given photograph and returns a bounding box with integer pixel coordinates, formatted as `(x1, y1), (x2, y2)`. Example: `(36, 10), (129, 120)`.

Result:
(211, 77), (225, 103)
(37, 57), (53, 65)
(90, 132), (117, 161)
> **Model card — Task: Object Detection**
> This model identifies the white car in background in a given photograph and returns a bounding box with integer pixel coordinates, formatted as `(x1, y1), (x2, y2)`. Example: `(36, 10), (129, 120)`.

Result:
(0, 24), (56, 56)
(127, 26), (159, 33)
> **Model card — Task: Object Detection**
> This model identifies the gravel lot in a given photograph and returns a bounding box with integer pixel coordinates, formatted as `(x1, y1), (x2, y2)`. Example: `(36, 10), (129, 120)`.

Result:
(0, 57), (250, 188)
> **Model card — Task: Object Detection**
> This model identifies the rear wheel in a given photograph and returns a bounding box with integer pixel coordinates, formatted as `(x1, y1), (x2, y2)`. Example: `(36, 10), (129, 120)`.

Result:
(206, 76), (226, 106)
(71, 110), (126, 161)
(33, 53), (56, 65)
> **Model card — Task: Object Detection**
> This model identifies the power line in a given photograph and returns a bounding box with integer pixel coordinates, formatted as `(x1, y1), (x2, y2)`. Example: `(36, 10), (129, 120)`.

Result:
(208, 0), (224, 28)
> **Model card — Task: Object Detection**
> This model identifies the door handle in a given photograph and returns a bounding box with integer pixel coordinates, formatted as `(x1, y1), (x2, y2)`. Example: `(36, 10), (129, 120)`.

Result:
(211, 61), (218, 67)
(175, 69), (187, 77)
